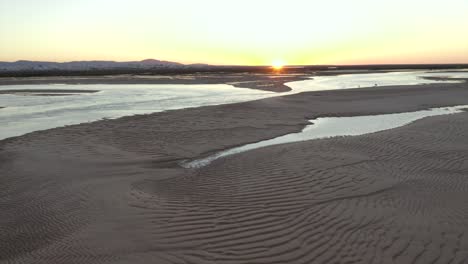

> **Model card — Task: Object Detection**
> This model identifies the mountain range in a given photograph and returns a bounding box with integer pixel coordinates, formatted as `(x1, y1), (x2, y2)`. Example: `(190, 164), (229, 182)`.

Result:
(0, 59), (209, 72)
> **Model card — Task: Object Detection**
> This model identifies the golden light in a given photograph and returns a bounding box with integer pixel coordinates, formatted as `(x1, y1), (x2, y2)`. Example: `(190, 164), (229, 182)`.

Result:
(272, 60), (285, 70)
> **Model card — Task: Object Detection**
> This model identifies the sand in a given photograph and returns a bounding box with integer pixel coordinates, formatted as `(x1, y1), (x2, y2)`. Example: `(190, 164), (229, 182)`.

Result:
(1, 79), (468, 263)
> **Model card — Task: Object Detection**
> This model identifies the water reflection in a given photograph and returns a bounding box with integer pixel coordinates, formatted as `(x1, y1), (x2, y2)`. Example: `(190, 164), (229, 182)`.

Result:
(1, 70), (468, 140)
(285, 71), (468, 93)
(0, 84), (272, 140)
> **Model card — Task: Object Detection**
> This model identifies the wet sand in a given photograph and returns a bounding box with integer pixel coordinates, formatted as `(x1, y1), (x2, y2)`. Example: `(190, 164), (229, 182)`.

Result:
(1, 79), (468, 263)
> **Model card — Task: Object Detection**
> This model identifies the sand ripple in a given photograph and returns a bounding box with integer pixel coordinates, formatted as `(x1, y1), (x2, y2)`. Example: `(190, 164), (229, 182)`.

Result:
(125, 113), (468, 263)
(2, 88), (468, 263)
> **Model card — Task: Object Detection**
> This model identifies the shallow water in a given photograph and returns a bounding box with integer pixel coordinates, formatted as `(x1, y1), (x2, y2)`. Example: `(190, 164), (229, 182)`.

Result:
(0, 84), (272, 140)
(284, 71), (467, 93)
(182, 105), (468, 168)
(1, 70), (468, 140)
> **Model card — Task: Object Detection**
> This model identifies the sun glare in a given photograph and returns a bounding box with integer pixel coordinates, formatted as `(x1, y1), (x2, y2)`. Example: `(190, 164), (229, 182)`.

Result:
(272, 60), (285, 70)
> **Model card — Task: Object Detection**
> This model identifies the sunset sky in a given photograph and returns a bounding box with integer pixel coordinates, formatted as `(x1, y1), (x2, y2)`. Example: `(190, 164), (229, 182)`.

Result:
(1, 0), (467, 65)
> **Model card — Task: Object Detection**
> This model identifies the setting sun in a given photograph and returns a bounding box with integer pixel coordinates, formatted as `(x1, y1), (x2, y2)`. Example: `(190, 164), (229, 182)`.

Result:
(272, 60), (285, 70)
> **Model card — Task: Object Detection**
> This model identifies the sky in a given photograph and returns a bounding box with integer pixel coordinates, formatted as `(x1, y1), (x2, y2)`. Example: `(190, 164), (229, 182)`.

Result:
(1, 0), (467, 65)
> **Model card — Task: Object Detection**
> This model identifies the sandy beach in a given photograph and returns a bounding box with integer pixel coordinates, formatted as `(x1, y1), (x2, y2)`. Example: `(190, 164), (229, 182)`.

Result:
(1, 77), (468, 263)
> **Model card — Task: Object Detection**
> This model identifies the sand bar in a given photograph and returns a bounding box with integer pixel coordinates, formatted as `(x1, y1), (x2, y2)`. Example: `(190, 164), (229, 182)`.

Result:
(1, 78), (468, 263)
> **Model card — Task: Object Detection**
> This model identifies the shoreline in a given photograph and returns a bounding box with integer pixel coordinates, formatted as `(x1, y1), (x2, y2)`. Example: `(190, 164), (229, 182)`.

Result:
(0, 73), (311, 92)
(183, 104), (468, 169)
(2, 78), (468, 263)
(2, 80), (468, 150)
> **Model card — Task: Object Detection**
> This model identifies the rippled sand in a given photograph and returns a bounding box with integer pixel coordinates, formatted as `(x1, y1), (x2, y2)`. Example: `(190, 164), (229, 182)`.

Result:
(1, 80), (468, 263)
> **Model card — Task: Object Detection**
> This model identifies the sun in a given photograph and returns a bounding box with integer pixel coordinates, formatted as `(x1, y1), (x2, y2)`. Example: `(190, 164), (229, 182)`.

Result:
(272, 60), (285, 70)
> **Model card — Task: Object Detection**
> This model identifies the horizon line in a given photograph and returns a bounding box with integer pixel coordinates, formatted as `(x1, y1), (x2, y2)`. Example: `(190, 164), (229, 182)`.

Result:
(1, 59), (468, 67)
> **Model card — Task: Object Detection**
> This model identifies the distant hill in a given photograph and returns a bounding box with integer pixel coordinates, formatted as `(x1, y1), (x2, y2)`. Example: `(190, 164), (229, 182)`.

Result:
(0, 59), (208, 72)
(0, 60), (467, 77)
